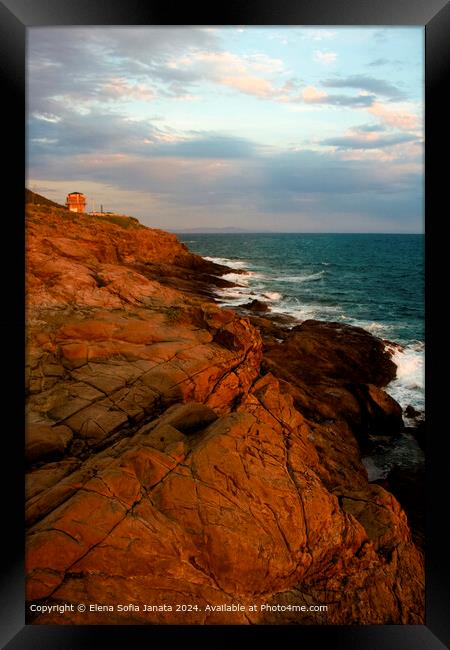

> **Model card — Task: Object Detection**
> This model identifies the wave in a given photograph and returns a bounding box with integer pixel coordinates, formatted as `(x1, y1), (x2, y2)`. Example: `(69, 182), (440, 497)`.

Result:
(207, 252), (425, 415)
(271, 302), (340, 321)
(276, 271), (326, 283)
(221, 272), (249, 285)
(204, 256), (248, 270)
(221, 270), (266, 285)
(347, 319), (394, 335)
(217, 286), (282, 306)
(263, 291), (282, 301)
(385, 341), (424, 414)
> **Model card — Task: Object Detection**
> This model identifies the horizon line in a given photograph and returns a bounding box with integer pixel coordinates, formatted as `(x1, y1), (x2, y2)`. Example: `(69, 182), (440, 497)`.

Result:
(169, 230), (424, 235)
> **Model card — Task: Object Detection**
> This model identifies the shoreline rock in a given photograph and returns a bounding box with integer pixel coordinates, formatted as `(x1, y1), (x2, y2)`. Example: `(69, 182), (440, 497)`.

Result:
(240, 298), (271, 313)
(25, 194), (424, 625)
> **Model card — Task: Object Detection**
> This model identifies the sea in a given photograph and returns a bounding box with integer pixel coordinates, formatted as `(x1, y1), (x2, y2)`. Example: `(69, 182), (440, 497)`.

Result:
(179, 233), (425, 480)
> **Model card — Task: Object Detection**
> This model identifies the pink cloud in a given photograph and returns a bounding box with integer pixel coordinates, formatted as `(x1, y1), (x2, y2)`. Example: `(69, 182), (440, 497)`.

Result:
(102, 78), (155, 101)
(169, 50), (283, 99)
(220, 74), (274, 97)
(302, 85), (328, 103)
(368, 101), (420, 130)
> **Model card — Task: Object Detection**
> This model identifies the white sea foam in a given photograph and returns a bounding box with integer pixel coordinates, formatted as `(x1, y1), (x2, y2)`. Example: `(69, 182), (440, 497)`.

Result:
(276, 271), (326, 283)
(385, 341), (425, 413)
(218, 289), (248, 300)
(349, 320), (394, 334)
(362, 322), (386, 332)
(271, 302), (340, 321)
(245, 271), (266, 279)
(204, 256), (248, 269)
(209, 253), (425, 416)
(221, 272), (249, 284)
(219, 270), (266, 294)
(263, 291), (282, 301)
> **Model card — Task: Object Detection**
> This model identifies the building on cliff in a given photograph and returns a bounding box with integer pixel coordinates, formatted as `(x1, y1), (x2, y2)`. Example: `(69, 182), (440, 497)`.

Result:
(90, 205), (115, 216)
(65, 192), (87, 213)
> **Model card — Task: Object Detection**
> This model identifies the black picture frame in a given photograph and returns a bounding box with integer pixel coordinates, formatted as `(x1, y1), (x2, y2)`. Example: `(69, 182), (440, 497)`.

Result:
(1, 0), (448, 647)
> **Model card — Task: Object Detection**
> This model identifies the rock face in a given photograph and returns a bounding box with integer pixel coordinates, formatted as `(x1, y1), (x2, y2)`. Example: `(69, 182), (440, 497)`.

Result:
(262, 320), (403, 452)
(25, 195), (424, 625)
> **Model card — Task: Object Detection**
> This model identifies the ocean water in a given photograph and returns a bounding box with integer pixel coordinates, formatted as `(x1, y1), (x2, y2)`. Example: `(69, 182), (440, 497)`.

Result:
(179, 233), (424, 420)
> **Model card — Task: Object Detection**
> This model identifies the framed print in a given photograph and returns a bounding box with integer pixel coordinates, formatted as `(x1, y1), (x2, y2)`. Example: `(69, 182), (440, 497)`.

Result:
(1, 0), (449, 647)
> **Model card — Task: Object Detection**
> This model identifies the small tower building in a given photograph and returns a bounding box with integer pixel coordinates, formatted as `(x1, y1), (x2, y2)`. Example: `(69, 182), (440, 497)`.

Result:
(65, 192), (87, 213)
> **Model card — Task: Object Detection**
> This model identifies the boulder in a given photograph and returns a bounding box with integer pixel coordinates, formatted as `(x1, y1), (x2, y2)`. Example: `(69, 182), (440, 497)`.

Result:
(263, 321), (402, 440)
(241, 299), (270, 313)
(366, 383), (404, 434)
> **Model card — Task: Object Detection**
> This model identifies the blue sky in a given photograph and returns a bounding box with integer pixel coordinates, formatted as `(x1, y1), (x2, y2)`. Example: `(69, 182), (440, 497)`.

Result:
(27, 27), (424, 232)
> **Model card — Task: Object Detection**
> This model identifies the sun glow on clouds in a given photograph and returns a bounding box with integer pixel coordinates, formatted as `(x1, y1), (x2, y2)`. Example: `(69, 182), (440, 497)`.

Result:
(368, 102), (421, 131)
(168, 50), (285, 98)
(302, 85), (328, 102)
(27, 26), (424, 232)
(102, 78), (155, 101)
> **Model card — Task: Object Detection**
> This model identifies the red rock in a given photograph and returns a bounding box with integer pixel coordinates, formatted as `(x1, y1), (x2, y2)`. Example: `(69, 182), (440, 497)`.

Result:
(25, 197), (424, 625)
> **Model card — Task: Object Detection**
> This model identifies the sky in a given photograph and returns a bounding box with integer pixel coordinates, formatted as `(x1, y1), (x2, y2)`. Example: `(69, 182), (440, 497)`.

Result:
(27, 27), (424, 232)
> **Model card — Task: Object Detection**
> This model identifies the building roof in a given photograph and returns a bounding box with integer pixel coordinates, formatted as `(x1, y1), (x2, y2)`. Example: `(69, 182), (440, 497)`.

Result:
(67, 192), (84, 196)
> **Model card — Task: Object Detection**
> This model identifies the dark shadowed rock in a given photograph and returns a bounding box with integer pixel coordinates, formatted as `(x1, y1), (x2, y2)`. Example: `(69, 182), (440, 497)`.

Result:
(151, 402), (218, 435)
(287, 320), (397, 386)
(381, 463), (425, 548)
(262, 320), (402, 442)
(405, 404), (421, 419)
(241, 299), (270, 313)
(26, 423), (73, 464)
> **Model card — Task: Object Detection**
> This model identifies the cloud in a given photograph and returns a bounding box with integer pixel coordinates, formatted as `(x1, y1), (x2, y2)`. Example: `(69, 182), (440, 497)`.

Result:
(260, 149), (415, 196)
(32, 112), (62, 123)
(368, 102), (421, 130)
(303, 29), (337, 41)
(28, 136), (422, 229)
(322, 75), (405, 99)
(301, 85), (376, 107)
(28, 99), (260, 161)
(372, 29), (389, 43)
(26, 27), (423, 232)
(313, 50), (337, 65)
(101, 78), (155, 101)
(321, 132), (418, 150)
(302, 85), (327, 102)
(355, 123), (387, 132)
(167, 50), (284, 98)
(146, 134), (261, 158)
(368, 58), (390, 66)
(220, 74), (275, 97)
(27, 27), (219, 114)
(27, 108), (173, 160)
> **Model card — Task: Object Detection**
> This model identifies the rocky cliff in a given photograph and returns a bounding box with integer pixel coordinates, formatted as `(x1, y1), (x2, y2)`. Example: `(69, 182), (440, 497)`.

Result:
(25, 193), (424, 625)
